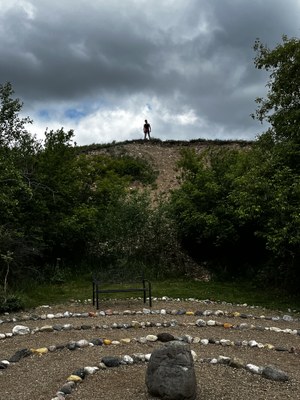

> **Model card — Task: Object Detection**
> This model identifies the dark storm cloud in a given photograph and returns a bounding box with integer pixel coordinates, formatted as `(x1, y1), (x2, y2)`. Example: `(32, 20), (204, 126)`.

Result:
(0, 0), (299, 143)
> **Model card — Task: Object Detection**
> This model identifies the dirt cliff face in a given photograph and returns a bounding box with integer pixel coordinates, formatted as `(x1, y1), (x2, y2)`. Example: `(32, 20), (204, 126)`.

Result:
(88, 139), (251, 197)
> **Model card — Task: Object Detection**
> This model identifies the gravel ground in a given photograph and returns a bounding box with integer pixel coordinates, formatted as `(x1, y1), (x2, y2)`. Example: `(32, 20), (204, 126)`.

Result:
(0, 298), (300, 400)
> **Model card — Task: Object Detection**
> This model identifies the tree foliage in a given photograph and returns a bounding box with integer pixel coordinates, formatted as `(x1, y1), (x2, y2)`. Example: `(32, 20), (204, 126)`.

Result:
(0, 82), (175, 308)
(169, 36), (300, 290)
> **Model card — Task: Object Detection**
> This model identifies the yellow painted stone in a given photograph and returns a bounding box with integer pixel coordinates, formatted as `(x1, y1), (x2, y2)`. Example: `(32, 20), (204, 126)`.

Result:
(265, 343), (275, 350)
(186, 311), (194, 316)
(31, 347), (48, 355)
(223, 323), (233, 329)
(103, 339), (112, 345)
(67, 375), (82, 382)
(233, 312), (240, 317)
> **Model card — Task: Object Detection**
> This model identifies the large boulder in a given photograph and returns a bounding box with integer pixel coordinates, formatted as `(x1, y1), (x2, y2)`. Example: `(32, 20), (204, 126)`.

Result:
(145, 341), (197, 400)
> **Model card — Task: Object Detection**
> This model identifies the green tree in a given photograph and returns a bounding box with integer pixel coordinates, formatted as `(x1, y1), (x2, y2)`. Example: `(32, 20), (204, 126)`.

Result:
(252, 36), (300, 287)
(0, 82), (33, 150)
(253, 36), (300, 168)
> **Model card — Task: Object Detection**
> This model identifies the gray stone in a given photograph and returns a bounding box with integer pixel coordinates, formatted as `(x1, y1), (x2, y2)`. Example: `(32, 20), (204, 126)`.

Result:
(195, 319), (206, 327)
(72, 368), (86, 379)
(101, 356), (120, 367)
(274, 346), (289, 352)
(60, 382), (75, 395)
(53, 324), (64, 331)
(9, 348), (32, 363)
(282, 315), (293, 322)
(262, 365), (289, 381)
(145, 341), (197, 400)
(157, 333), (175, 342)
(67, 341), (76, 350)
(90, 338), (103, 346)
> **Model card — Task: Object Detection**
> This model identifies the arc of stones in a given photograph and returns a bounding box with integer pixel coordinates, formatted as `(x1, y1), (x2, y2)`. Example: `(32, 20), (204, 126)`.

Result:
(50, 350), (290, 400)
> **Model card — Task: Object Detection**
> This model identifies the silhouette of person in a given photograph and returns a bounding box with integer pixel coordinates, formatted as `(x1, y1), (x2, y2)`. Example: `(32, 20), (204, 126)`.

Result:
(143, 120), (151, 140)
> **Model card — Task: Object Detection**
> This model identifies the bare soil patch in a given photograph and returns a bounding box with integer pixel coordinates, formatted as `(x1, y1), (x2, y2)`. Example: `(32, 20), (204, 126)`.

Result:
(0, 299), (299, 400)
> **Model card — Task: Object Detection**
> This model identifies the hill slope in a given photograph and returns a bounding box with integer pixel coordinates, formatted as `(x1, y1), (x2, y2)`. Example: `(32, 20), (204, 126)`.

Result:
(84, 138), (252, 195)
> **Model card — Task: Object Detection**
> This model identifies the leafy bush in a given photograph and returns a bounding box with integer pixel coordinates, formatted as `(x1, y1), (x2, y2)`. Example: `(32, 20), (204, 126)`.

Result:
(0, 293), (24, 313)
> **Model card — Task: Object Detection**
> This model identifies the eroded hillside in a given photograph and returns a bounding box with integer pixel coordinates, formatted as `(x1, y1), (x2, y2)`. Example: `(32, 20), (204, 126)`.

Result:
(86, 139), (251, 196)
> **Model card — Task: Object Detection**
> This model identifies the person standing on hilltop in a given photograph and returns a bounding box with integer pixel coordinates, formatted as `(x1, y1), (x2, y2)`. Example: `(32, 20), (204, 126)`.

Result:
(143, 119), (151, 140)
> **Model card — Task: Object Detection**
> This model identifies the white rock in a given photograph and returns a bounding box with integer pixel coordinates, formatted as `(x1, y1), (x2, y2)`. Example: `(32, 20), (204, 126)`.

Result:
(191, 350), (197, 362)
(257, 343), (265, 349)
(242, 340), (248, 346)
(47, 314), (55, 319)
(111, 340), (120, 345)
(214, 310), (224, 316)
(246, 364), (262, 374)
(0, 334), (6, 339)
(220, 339), (232, 346)
(270, 327), (282, 333)
(139, 337), (148, 344)
(76, 339), (89, 348)
(63, 311), (71, 317)
(200, 339), (209, 345)
(207, 320), (216, 326)
(143, 308), (151, 314)
(217, 355), (231, 364)
(272, 316), (280, 321)
(146, 335), (158, 342)
(160, 309), (167, 315)
(1, 360), (10, 366)
(183, 335), (193, 343)
(283, 315), (293, 322)
(5, 333), (13, 338)
(145, 354), (151, 361)
(248, 340), (258, 347)
(84, 366), (99, 374)
(123, 355), (134, 364)
(210, 358), (218, 364)
(192, 337), (201, 344)
(12, 325), (30, 335)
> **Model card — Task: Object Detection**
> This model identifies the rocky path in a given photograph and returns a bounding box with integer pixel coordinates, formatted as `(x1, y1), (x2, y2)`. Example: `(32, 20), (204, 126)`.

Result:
(0, 297), (300, 400)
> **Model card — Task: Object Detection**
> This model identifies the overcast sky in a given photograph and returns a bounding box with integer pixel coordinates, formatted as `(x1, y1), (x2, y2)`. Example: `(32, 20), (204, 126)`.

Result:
(0, 0), (299, 145)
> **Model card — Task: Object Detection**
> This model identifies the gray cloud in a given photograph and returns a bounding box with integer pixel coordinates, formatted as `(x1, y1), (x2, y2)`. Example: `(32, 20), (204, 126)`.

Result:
(0, 0), (299, 144)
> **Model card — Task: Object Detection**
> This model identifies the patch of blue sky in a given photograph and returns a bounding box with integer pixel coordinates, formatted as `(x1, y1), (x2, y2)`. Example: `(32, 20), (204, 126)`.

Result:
(38, 109), (50, 119)
(64, 108), (87, 120)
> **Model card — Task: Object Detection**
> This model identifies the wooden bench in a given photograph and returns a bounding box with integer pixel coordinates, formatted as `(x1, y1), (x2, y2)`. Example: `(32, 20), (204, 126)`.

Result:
(92, 269), (152, 309)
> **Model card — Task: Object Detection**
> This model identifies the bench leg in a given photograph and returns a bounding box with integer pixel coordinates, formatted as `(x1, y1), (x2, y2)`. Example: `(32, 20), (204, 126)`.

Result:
(148, 281), (152, 307)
